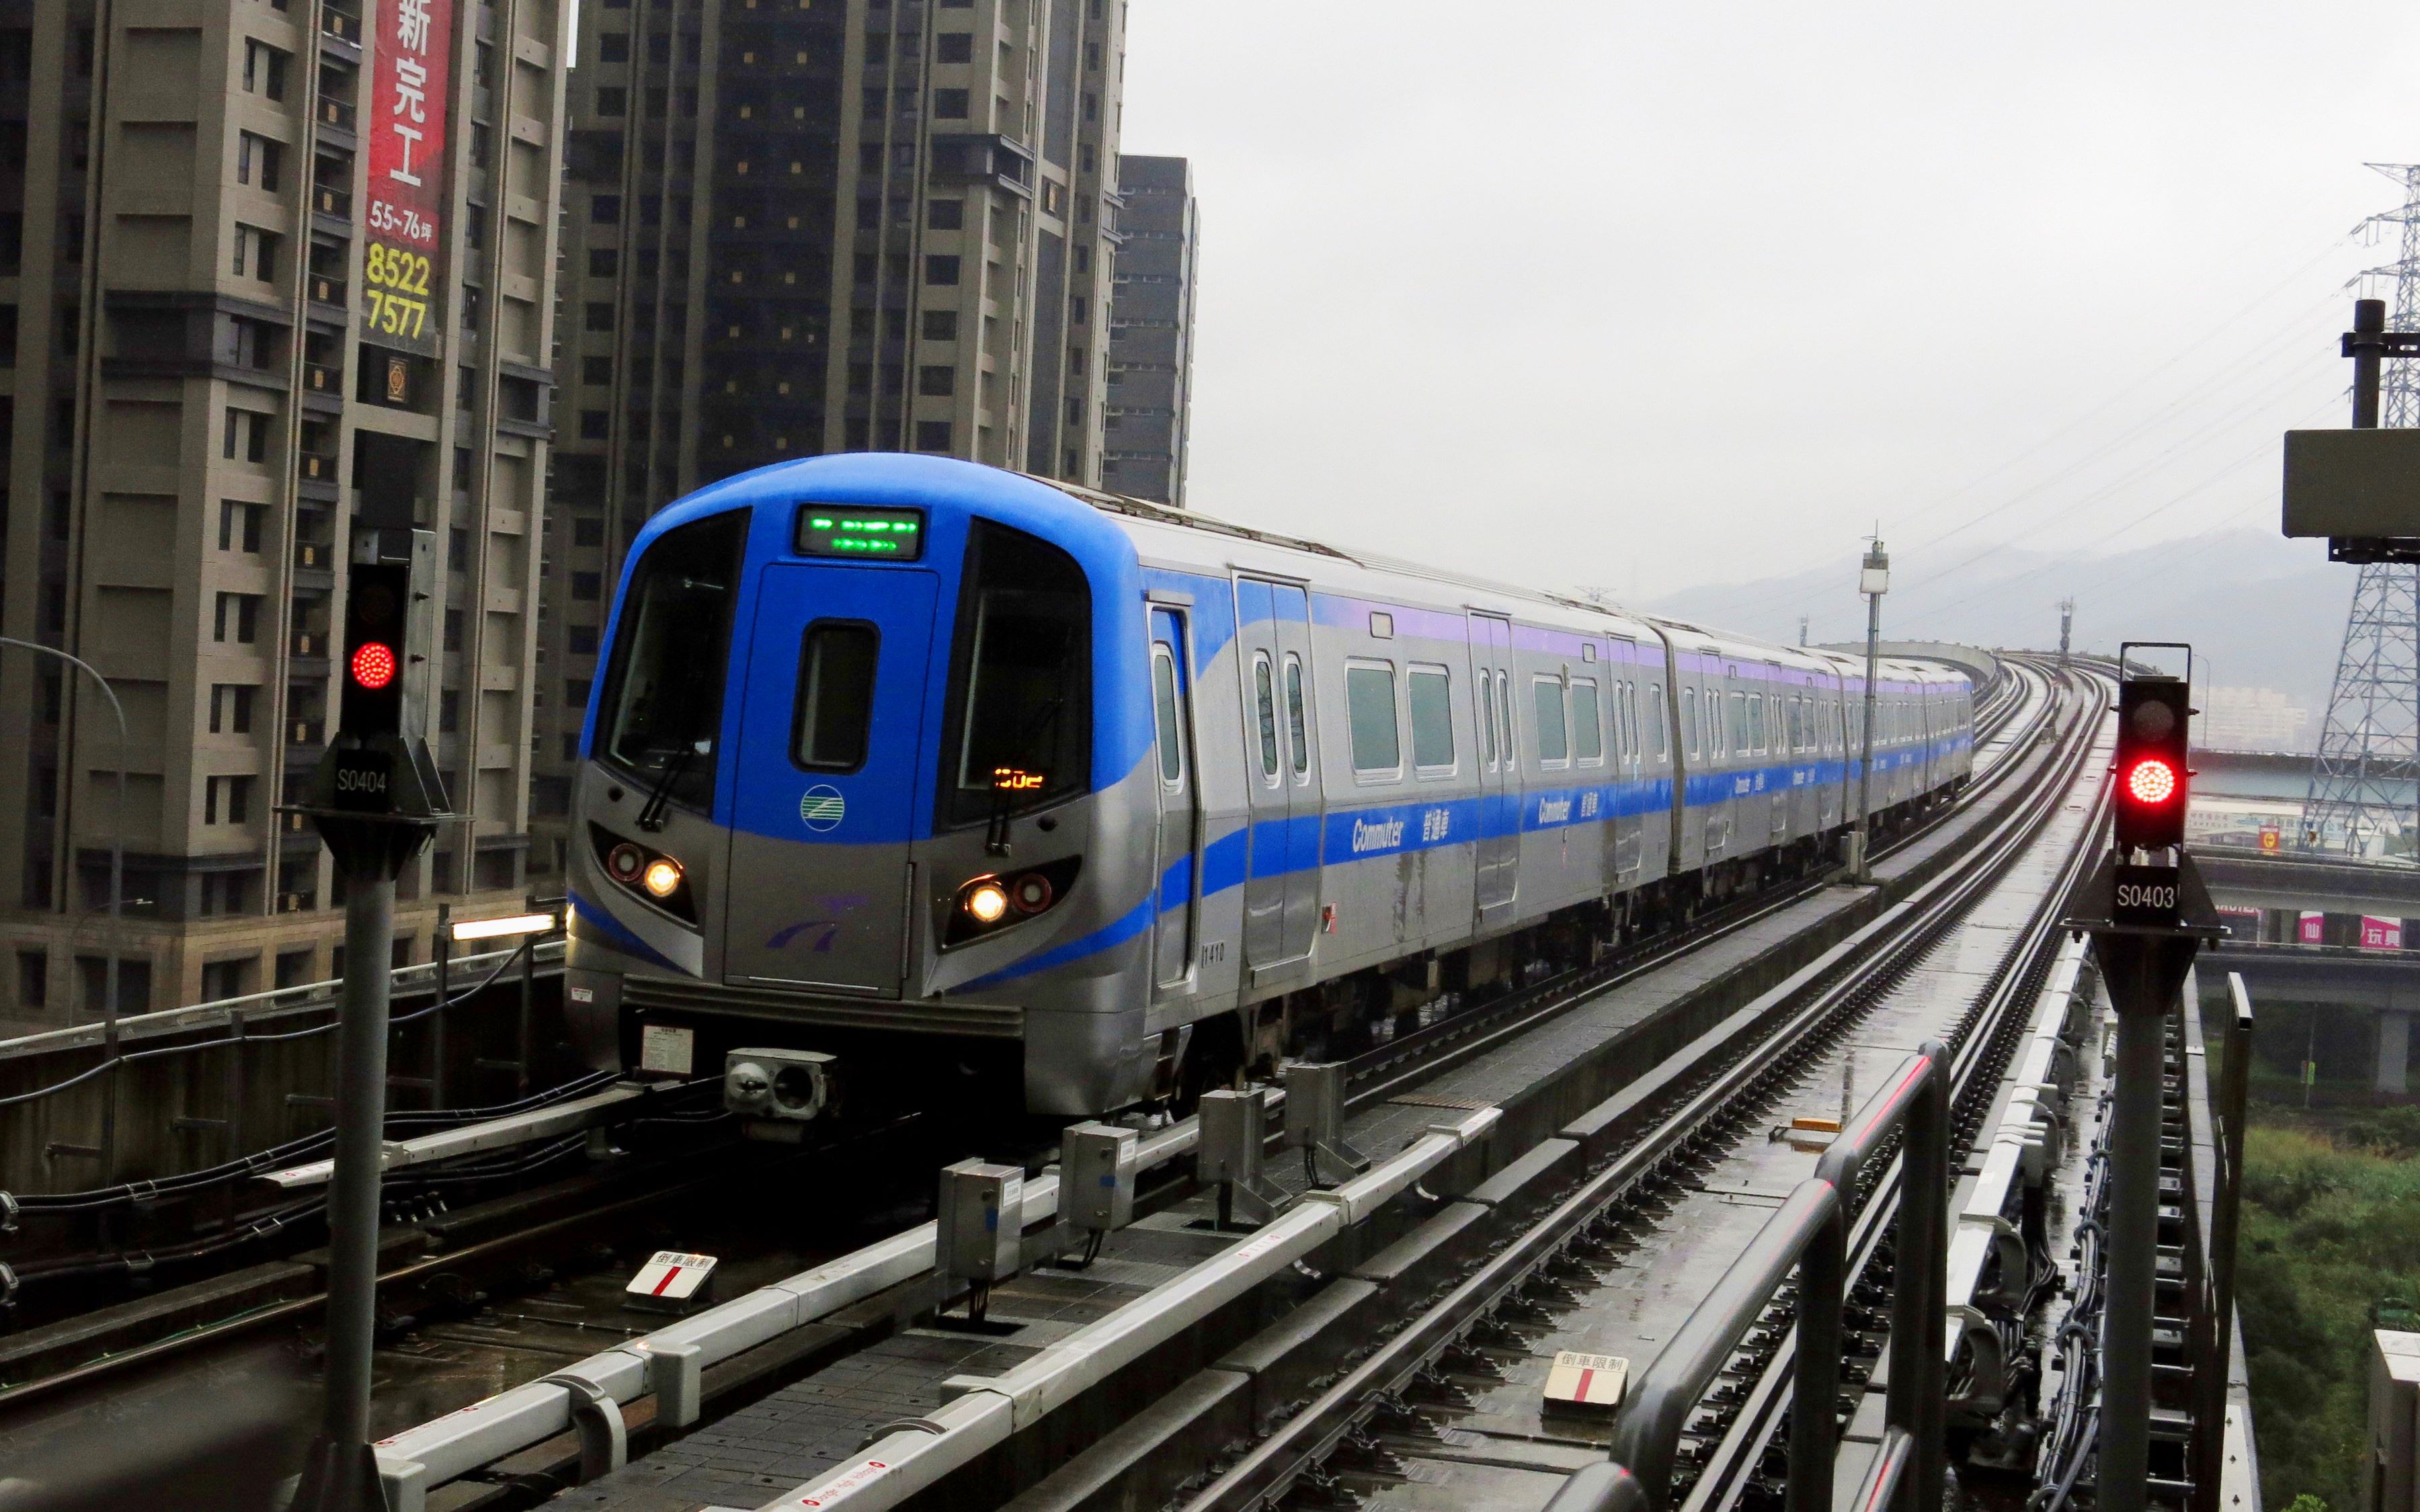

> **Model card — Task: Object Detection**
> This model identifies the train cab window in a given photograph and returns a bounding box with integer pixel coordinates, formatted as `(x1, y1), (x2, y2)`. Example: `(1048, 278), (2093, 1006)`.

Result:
(1649, 685), (1667, 759)
(1152, 643), (1184, 784)
(1532, 676), (1569, 766)
(1408, 665), (1455, 772)
(1681, 687), (1698, 759)
(1285, 655), (1309, 778)
(1572, 678), (1603, 763)
(1252, 653), (1281, 780)
(1346, 661), (1401, 775)
(940, 520), (1092, 825)
(595, 509), (747, 812)
(790, 621), (879, 771)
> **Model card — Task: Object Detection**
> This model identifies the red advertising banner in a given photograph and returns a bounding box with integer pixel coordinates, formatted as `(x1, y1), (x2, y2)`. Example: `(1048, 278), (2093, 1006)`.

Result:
(362, 0), (452, 354)
(2298, 910), (2326, 943)
(2362, 915), (2405, 952)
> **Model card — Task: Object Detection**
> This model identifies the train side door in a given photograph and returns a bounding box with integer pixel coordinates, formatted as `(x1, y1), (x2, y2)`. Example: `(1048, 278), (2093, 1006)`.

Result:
(1763, 665), (1789, 845)
(1269, 585), (1324, 967)
(1610, 640), (1644, 876)
(723, 565), (938, 997)
(1469, 612), (1518, 921)
(1147, 607), (1199, 991)
(1235, 579), (1299, 976)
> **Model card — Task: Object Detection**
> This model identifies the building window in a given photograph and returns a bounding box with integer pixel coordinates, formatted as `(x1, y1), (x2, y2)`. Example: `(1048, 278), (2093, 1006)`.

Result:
(213, 592), (261, 644)
(444, 608), (463, 652)
(922, 309), (958, 341)
(579, 409), (609, 439)
(860, 86), (885, 118)
(918, 364), (955, 397)
(914, 420), (952, 452)
(924, 254), (960, 286)
(241, 38), (288, 99)
(591, 194), (621, 225)
(584, 302), (615, 332)
(439, 688), (460, 732)
(936, 32), (972, 62)
(567, 677), (592, 708)
(210, 683), (257, 735)
(581, 355), (612, 384)
(595, 84), (626, 115)
(588, 247), (618, 278)
(598, 30), (628, 61)
(232, 224), (279, 282)
(223, 407), (269, 462)
(236, 131), (282, 192)
(932, 87), (969, 118)
(569, 622), (599, 654)
(572, 571), (602, 601)
(204, 774), (257, 825)
(218, 500), (264, 552)
(928, 198), (963, 230)
(15, 950), (46, 1008)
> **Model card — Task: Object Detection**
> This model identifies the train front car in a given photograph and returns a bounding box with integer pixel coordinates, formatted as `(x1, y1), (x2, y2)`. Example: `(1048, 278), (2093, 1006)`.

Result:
(565, 456), (1160, 1127)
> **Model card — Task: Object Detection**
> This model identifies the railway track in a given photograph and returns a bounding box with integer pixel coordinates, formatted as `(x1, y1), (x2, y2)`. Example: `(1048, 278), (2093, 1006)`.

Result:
(1142, 660), (2105, 1512)
(0, 658), (2064, 1509)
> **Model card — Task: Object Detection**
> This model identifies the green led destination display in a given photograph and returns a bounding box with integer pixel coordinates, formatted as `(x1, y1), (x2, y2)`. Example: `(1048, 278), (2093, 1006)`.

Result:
(795, 505), (926, 560)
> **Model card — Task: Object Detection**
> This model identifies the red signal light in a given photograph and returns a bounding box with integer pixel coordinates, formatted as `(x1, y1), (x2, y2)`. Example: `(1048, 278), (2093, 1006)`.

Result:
(350, 641), (398, 691)
(2124, 757), (2177, 806)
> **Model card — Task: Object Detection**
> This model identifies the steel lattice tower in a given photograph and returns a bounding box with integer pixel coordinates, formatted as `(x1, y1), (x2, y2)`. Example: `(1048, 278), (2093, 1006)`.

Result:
(2303, 164), (2420, 855)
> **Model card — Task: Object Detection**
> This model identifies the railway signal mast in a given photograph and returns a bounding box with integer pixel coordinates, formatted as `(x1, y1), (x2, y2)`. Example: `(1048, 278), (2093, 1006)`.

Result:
(2060, 644), (2222, 1512)
(289, 530), (454, 1512)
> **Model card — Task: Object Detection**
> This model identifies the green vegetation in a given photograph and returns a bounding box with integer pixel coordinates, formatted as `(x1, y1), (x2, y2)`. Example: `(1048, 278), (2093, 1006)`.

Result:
(2237, 1107), (2420, 1509)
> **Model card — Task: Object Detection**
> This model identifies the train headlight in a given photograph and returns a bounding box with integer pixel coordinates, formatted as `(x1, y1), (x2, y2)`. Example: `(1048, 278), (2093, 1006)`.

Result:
(642, 857), (684, 898)
(965, 881), (1010, 924)
(1010, 873), (1054, 913)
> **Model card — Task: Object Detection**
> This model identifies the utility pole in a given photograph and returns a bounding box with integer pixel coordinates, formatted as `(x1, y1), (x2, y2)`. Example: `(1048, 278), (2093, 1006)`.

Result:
(290, 530), (451, 1512)
(1849, 538), (1888, 883)
(2057, 598), (2074, 667)
(1798, 614), (1808, 647)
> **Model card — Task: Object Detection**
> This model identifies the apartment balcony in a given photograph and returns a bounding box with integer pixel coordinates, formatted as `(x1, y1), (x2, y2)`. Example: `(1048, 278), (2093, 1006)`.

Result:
(318, 97), (356, 132)
(319, 1), (362, 61)
(277, 890), (317, 914)
(292, 538), (334, 588)
(313, 183), (352, 219)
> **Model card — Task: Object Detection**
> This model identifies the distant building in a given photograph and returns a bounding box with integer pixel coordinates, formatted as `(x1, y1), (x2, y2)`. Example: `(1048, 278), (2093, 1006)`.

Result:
(0, 0), (571, 1019)
(1101, 155), (1195, 505)
(530, 0), (1131, 878)
(2200, 685), (2313, 753)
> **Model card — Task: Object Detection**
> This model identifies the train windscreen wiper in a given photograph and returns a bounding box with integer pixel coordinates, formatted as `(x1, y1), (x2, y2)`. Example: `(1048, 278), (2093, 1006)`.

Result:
(636, 739), (709, 833)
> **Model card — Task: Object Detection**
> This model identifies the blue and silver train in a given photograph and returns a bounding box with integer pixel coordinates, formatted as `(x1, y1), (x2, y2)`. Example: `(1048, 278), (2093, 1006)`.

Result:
(563, 455), (1974, 1120)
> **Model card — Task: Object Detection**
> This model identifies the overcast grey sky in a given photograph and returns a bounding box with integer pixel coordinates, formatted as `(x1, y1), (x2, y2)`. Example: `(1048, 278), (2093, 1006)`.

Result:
(1118, 1), (2420, 620)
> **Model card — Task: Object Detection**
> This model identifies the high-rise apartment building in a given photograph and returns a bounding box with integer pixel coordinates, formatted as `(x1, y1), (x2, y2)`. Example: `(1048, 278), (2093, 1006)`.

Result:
(529, 0), (1127, 871)
(1100, 152), (1191, 505)
(0, 0), (573, 1020)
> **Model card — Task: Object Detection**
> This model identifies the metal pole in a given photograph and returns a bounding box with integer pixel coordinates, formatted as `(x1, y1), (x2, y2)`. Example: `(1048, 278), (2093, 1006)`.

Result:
(517, 900), (536, 1099)
(1855, 589), (1881, 880)
(2353, 296), (2385, 429)
(2098, 1003), (2168, 1512)
(1786, 1209), (1845, 1511)
(2, 639), (127, 1177)
(293, 857), (400, 1511)
(432, 901), (450, 1110)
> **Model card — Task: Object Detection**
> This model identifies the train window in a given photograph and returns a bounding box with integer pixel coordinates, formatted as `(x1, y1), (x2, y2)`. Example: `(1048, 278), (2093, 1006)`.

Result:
(1408, 665), (1454, 772)
(1477, 673), (1496, 768)
(1285, 655), (1309, 777)
(1252, 653), (1280, 780)
(1681, 687), (1698, 758)
(1649, 685), (1667, 759)
(1152, 644), (1184, 784)
(940, 520), (1092, 827)
(1496, 671), (1515, 765)
(1532, 677), (1569, 765)
(790, 620), (879, 772)
(1571, 679), (1602, 763)
(1346, 662), (1401, 775)
(595, 509), (746, 812)
(1738, 691), (1757, 755)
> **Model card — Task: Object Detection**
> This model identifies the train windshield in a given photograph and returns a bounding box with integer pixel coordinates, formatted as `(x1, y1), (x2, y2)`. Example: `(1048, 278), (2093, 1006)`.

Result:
(940, 520), (1091, 827)
(594, 511), (748, 812)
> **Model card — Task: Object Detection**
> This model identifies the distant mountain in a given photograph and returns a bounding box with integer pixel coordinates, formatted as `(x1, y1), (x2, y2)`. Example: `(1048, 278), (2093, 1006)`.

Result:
(1643, 530), (2352, 734)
